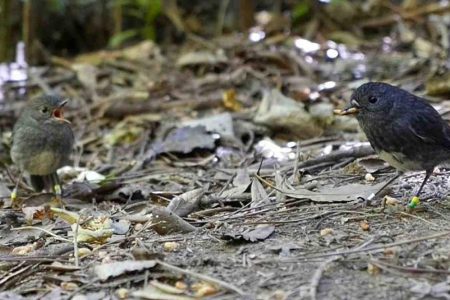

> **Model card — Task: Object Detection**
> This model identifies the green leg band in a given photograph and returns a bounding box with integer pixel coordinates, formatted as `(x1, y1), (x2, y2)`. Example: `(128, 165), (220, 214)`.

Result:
(408, 196), (420, 208)
(54, 184), (62, 196)
(10, 188), (17, 201)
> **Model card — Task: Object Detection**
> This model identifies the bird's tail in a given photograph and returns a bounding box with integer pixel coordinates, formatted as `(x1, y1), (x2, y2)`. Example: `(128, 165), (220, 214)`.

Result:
(29, 173), (61, 195)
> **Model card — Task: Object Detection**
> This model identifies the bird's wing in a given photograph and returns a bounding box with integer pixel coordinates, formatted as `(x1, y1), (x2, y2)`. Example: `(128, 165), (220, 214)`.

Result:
(398, 103), (450, 149)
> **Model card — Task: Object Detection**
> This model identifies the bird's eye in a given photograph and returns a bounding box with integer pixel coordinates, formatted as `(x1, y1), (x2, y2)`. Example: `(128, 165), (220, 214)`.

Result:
(368, 96), (378, 104)
(40, 106), (49, 114)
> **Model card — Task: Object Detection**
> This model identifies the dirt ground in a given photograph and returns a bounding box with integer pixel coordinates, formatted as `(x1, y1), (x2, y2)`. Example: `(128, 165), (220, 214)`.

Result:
(1, 8), (450, 298)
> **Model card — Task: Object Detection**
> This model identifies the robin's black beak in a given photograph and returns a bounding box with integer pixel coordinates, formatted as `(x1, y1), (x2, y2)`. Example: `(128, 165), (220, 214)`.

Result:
(334, 99), (360, 115)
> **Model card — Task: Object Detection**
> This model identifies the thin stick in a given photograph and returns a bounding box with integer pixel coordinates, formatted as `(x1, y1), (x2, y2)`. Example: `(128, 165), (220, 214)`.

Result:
(309, 257), (339, 300)
(156, 260), (246, 296)
(11, 226), (71, 243)
(371, 259), (450, 275)
(73, 216), (80, 267)
(282, 230), (450, 262)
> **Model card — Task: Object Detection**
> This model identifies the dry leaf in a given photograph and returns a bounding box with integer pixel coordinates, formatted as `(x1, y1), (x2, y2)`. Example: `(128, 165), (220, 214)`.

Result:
(320, 228), (334, 236)
(163, 242), (179, 252)
(94, 260), (157, 281)
(222, 89), (242, 111)
(360, 220), (370, 231)
(367, 263), (381, 275)
(192, 281), (219, 297)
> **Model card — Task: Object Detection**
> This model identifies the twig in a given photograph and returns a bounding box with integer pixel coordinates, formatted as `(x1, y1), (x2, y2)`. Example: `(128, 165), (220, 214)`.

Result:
(361, 2), (450, 28)
(309, 257), (340, 300)
(73, 215), (81, 267)
(281, 143), (375, 173)
(156, 260), (247, 296)
(370, 259), (450, 275)
(399, 211), (444, 230)
(11, 226), (71, 243)
(289, 141), (301, 184)
(282, 230), (450, 262)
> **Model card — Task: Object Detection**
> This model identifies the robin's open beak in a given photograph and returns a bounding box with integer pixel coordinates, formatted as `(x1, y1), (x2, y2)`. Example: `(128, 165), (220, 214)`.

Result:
(52, 100), (71, 123)
(334, 99), (361, 115)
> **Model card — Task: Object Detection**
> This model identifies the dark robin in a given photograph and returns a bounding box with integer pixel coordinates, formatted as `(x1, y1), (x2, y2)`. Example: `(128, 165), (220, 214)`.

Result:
(337, 82), (450, 207)
(10, 95), (74, 203)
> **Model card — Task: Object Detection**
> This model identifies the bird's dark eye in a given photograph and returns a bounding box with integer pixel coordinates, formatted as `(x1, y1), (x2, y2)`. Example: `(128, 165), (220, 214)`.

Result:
(40, 106), (49, 114)
(368, 96), (378, 104)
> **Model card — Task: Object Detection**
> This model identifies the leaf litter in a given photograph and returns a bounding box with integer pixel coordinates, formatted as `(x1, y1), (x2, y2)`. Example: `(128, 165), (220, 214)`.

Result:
(1, 3), (450, 299)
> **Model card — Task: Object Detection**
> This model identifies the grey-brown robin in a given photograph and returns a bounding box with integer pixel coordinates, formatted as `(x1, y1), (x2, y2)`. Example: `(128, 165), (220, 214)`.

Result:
(10, 95), (74, 203)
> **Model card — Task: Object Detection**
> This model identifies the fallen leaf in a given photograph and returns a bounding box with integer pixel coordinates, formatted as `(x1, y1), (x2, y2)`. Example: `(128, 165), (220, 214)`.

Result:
(222, 89), (242, 111)
(254, 89), (322, 139)
(94, 260), (157, 281)
(282, 181), (390, 203)
(320, 228), (334, 236)
(176, 50), (227, 67)
(384, 195), (401, 206)
(364, 173), (375, 182)
(251, 177), (269, 208)
(163, 242), (179, 252)
(192, 281), (219, 297)
(11, 242), (38, 255)
(167, 187), (206, 217)
(219, 168), (251, 198)
(151, 125), (217, 155)
(360, 220), (370, 231)
(223, 225), (275, 242)
(132, 283), (195, 300)
(367, 263), (381, 275)
(181, 113), (235, 138)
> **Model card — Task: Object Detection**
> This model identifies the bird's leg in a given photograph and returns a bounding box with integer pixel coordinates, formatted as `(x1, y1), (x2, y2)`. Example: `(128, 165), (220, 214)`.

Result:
(50, 172), (64, 208)
(408, 169), (433, 209)
(10, 169), (24, 206)
(360, 171), (402, 209)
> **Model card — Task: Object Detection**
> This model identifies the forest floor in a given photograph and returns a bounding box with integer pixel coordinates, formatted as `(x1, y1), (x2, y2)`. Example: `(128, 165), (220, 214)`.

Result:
(1, 14), (450, 299)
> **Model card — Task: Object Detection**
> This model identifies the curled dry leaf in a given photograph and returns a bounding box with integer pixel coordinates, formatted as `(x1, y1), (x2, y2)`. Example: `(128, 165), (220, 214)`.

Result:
(163, 241), (179, 252)
(167, 187), (206, 217)
(176, 49), (227, 67)
(151, 207), (196, 235)
(150, 125), (217, 155)
(72, 223), (113, 244)
(116, 288), (129, 299)
(367, 263), (381, 275)
(23, 206), (52, 223)
(222, 225), (275, 242)
(320, 228), (334, 236)
(132, 280), (195, 300)
(218, 168), (251, 198)
(359, 220), (370, 231)
(254, 89), (322, 139)
(181, 112), (235, 138)
(192, 281), (219, 297)
(94, 260), (157, 281)
(250, 177), (269, 208)
(11, 242), (38, 255)
(364, 173), (375, 182)
(384, 195), (401, 206)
